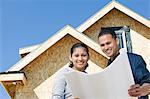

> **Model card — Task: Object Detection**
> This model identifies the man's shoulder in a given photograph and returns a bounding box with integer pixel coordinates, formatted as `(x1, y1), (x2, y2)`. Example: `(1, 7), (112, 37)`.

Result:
(127, 52), (142, 58)
(127, 52), (143, 63)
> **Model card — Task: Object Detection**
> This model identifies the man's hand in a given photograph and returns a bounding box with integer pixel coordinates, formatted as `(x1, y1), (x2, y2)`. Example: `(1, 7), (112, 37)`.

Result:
(128, 83), (150, 97)
(67, 97), (79, 99)
(74, 98), (79, 99)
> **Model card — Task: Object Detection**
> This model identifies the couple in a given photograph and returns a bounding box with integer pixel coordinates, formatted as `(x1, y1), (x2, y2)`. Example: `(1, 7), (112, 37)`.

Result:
(51, 29), (150, 99)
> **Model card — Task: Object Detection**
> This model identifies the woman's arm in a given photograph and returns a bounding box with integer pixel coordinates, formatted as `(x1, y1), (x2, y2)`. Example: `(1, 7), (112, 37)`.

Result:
(51, 72), (66, 99)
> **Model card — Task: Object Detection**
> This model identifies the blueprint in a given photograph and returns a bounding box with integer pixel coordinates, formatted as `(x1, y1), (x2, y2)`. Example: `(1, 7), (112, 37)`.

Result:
(65, 49), (137, 99)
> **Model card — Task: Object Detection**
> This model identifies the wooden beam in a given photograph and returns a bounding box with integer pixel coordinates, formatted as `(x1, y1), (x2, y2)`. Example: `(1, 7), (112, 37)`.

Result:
(0, 72), (27, 85)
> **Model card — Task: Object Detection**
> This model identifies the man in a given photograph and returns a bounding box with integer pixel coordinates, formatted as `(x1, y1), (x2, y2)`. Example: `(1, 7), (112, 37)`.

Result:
(98, 29), (150, 99)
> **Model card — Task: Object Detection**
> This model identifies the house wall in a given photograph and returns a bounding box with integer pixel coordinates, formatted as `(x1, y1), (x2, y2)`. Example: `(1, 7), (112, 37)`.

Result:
(130, 29), (150, 71)
(13, 35), (107, 99)
(83, 8), (150, 70)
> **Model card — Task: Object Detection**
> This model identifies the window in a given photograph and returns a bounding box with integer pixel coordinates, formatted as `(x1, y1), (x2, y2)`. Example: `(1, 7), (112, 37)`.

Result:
(115, 26), (132, 52)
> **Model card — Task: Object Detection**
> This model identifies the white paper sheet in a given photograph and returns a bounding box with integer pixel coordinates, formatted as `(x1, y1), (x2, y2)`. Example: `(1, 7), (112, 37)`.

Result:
(65, 49), (137, 99)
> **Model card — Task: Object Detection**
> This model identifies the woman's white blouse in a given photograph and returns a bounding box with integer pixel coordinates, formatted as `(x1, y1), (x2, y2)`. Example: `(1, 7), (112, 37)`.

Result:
(51, 67), (74, 99)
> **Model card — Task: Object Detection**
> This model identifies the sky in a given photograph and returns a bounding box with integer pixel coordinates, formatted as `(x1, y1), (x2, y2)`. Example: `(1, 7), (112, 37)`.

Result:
(0, 0), (149, 98)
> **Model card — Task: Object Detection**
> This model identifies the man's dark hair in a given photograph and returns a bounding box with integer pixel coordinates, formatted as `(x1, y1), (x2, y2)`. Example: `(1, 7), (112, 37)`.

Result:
(98, 28), (117, 39)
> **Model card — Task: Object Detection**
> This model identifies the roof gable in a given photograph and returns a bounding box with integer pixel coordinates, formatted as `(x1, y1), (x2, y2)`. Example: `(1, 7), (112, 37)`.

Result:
(8, 25), (108, 72)
(77, 1), (150, 32)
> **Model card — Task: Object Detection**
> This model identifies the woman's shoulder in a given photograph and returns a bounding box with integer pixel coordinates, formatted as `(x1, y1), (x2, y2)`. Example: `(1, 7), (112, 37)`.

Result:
(53, 67), (74, 82)
(56, 66), (74, 75)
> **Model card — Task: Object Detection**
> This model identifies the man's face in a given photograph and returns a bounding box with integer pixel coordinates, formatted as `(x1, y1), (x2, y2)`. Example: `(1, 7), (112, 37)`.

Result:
(98, 34), (119, 58)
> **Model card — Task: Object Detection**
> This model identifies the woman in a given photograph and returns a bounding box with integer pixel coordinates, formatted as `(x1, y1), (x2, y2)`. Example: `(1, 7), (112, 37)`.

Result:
(51, 42), (89, 99)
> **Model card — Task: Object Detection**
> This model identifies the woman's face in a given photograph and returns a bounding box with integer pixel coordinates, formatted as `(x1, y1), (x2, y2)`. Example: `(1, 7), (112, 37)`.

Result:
(70, 47), (89, 71)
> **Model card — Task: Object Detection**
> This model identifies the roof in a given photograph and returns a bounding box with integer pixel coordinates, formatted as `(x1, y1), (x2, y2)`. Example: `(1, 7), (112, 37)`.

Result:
(19, 44), (41, 55)
(19, 0), (150, 55)
(8, 25), (108, 71)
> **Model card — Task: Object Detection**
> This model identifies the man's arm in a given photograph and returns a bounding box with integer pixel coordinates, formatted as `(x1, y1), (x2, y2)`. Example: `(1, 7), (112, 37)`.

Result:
(128, 54), (150, 97)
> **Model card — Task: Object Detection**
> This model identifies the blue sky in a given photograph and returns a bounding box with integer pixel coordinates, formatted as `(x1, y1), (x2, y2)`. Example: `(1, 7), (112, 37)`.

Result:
(0, 0), (149, 98)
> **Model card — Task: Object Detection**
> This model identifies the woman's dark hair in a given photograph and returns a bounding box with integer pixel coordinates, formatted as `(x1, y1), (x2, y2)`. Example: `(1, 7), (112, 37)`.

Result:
(69, 42), (89, 70)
